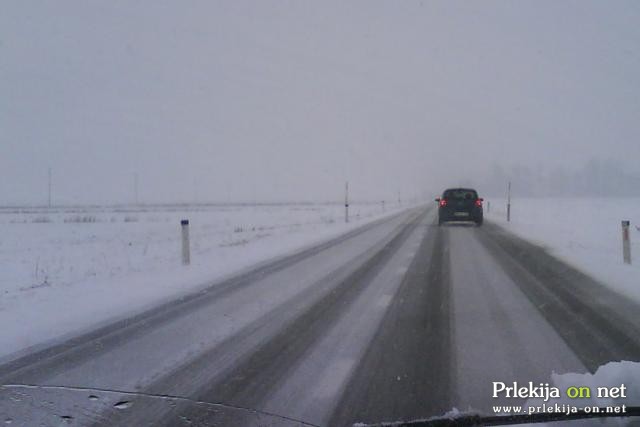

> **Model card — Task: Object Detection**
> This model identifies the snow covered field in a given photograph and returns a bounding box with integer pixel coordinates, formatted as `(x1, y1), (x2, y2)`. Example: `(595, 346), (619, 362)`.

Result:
(0, 202), (408, 360)
(485, 197), (640, 303)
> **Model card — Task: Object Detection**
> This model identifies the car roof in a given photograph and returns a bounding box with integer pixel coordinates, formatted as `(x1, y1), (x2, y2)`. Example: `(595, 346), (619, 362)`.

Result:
(443, 188), (478, 192)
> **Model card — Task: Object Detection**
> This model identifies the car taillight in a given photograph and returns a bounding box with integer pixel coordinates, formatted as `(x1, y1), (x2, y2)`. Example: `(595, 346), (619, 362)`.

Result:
(439, 199), (447, 207)
(475, 199), (482, 207)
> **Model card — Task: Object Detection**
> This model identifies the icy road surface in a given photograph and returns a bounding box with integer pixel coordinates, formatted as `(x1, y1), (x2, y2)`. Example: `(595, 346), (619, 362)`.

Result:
(1, 206), (639, 426)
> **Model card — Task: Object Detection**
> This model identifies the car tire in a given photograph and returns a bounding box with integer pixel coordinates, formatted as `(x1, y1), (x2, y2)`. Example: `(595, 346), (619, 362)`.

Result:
(476, 219), (483, 226)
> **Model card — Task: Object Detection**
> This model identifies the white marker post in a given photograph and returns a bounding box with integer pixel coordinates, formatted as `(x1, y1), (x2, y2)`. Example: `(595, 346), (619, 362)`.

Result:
(181, 219), (190, 265)
(487, 201), (491, 214)
(622, 220), (631, 264)
(345, 182), (349, 223)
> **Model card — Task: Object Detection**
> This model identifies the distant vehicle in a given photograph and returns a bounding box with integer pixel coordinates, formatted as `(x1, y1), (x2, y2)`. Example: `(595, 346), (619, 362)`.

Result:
(435, 188), (483, 226)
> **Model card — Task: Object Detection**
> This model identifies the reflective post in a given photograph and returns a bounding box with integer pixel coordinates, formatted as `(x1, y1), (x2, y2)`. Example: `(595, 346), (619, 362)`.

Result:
(345, 182), (349, 223)
(181, 219), (190, 265)
(622, 220), (631, 264)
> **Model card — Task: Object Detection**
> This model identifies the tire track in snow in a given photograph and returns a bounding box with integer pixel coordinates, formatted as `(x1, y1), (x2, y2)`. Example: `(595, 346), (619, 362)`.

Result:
(475, 221), (640, 371)
(186, 211), (426, 410)
(100, 209), (429, 426)
(329, 219), (453, 426)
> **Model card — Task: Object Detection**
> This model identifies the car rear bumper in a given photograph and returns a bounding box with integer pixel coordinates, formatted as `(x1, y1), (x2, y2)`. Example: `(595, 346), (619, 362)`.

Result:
(438, 208), (483, 223)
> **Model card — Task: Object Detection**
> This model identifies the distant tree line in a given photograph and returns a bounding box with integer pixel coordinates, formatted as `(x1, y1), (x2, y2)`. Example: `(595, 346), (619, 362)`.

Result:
(480, 158), (640, 197)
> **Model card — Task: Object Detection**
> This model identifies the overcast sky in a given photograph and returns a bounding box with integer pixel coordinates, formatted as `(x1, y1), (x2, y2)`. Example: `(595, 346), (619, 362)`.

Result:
(2, 1), (640, 205)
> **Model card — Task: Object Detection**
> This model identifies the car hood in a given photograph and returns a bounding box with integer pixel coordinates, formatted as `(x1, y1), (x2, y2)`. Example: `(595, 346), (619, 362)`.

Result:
(0, 384), (316, 427)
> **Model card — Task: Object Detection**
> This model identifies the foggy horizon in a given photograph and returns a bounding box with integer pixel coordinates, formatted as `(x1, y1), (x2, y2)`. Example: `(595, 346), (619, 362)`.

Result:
(2, 1), (640, 206)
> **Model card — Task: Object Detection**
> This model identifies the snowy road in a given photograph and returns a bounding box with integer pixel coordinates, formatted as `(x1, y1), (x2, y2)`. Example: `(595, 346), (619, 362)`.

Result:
(1, 206), (639, 426)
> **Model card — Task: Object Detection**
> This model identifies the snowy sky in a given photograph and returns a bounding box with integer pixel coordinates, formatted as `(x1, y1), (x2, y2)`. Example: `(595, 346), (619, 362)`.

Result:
(2, 1), (640, 204)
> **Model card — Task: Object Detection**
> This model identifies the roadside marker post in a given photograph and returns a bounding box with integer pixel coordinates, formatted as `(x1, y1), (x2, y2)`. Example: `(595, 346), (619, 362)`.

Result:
(622, 220), (631, 264)
(181, 219), (191, 266)
(345, 182), (349, 223)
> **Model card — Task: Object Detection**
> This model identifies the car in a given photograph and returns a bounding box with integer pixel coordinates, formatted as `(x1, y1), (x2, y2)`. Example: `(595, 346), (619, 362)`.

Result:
(435, 188), (483, 226)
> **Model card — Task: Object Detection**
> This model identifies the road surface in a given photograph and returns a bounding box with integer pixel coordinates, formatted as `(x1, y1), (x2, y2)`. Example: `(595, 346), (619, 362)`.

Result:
(1, 206), (639, 426)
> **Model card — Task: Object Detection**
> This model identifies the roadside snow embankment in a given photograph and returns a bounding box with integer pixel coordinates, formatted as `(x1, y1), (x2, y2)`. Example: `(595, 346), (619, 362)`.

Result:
(0, 203), (412, 360)
(485, 197), (640, 303)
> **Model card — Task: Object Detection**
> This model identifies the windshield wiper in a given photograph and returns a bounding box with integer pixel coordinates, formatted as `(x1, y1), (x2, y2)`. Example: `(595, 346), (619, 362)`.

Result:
(360, 406), (640, 426)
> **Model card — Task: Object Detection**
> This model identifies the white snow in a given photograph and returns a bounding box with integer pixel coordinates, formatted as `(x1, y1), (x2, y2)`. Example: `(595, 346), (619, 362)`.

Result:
(485, 197), (640, 303)
(524, 360), (640, 425)
(0, 202), (409, 361)
(549, 360), (640, 408)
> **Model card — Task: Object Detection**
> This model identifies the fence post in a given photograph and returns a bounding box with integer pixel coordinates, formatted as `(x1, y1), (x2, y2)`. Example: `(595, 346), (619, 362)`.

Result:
(622, 220), (631, 264)
(181, 219), (190, 265)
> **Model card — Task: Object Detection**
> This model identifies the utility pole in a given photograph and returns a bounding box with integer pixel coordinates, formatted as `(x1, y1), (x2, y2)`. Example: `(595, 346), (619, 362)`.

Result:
(134, 172), (139, 205)
(48, 167), (52, 208)
(507, 181), (511, 222)
(345, 181), (349, 223)
(192, 176), (198, 205)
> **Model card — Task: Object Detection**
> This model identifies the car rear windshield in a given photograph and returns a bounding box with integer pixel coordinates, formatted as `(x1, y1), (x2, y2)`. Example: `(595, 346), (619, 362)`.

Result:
(443, 189), (478, 200)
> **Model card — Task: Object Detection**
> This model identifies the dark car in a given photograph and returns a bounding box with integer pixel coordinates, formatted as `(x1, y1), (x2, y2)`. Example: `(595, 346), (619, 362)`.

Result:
(436, 188), (483, 226)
